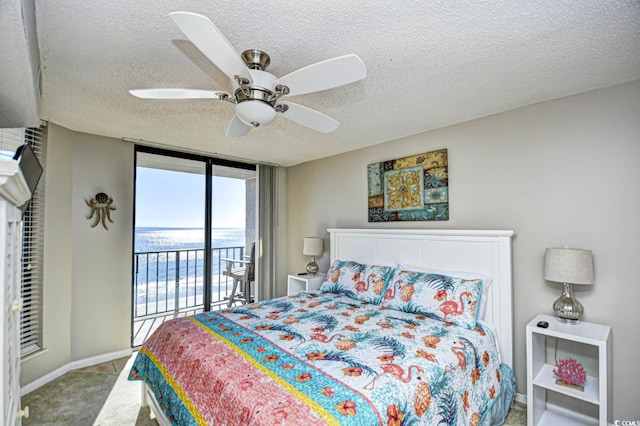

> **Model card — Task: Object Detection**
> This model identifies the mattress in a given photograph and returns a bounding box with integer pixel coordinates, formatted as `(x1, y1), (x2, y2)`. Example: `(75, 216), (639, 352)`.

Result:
(129, 291), (515, 425)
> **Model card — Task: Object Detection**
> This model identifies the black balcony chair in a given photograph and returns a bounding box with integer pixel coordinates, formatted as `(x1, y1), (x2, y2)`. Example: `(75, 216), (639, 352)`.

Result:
(222, 242), (255, 306)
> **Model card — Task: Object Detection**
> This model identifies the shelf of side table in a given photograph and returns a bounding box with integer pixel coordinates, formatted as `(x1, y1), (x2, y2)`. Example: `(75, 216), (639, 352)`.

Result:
(287, 273), (325, 296)
(526, 314), (610, 426)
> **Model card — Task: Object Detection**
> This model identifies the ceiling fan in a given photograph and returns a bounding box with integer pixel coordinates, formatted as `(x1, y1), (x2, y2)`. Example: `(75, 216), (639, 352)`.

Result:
(129, 12), (367, 137)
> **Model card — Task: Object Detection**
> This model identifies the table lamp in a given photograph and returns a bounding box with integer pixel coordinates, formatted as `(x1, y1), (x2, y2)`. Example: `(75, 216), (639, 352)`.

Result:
(303, 237), (323, 275)
(544, 247), (594, 324)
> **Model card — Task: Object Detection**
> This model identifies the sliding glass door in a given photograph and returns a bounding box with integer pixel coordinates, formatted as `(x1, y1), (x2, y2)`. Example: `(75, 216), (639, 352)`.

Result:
(132, 147), (255, 346)
(209, 166), (256, 307)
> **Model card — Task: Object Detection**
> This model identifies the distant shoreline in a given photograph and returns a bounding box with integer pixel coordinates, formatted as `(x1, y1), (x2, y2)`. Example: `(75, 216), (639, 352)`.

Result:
(135, 226), (244, 231)
(134, 227), (246, 253)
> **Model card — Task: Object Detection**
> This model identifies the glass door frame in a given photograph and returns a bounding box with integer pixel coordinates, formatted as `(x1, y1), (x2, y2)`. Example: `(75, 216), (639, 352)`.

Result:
(132, 145), (255, 345)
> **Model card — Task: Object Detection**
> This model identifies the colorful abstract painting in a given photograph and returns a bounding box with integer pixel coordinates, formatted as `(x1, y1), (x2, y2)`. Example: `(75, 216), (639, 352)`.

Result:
(368, 149), (448, 222)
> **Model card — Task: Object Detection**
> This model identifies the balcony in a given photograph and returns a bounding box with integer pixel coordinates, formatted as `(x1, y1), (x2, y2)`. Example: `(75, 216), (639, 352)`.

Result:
(132, 245), (246, 347)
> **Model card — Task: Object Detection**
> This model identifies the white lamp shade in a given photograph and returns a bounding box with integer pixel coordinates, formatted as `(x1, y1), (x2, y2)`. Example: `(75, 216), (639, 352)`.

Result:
(544, 248), (594, 285)
(303, 237), (323, 256)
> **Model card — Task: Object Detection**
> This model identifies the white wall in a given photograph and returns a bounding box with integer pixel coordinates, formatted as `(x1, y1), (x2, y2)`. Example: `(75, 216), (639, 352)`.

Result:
(21, 124), (73, 383)
(69, 132), (133, 359)
(20, 81), (637, 419)
(20, 127), (291, 387)
(286, 80), (640, 421)
(21, 125), (134, 384)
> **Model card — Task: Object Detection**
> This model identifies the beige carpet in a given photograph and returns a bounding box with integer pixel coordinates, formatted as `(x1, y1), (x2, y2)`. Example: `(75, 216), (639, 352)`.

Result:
(92, 355), (158, 426)
(22, 354), (157, 426)
(22, 353), (526, 425)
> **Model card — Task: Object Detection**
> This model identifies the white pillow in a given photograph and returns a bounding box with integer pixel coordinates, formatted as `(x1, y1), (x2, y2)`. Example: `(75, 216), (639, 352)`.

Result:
(397, 263), (493, 320)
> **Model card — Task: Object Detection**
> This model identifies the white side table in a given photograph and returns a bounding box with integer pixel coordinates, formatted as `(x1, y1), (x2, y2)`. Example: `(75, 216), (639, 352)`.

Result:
(526, 314), (610, 426)
(287, 273), (325, 296)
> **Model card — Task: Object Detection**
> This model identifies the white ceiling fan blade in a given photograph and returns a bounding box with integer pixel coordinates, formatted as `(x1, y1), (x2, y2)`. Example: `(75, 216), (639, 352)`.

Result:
(273, 54), (366, 97)
(279, 101), (340, 133)
(226, 115), (252, 137)
(169, 12), (252, 84)
(129, 89), (228, 99)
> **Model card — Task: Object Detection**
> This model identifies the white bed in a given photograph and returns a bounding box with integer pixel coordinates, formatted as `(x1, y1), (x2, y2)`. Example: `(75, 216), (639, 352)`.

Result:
(138, 228), (515, 424)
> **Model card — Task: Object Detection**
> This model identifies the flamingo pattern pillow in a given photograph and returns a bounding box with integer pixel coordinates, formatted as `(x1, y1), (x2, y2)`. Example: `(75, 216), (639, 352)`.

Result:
(320, 260), (393, 305)
(382, 269), (483, 330)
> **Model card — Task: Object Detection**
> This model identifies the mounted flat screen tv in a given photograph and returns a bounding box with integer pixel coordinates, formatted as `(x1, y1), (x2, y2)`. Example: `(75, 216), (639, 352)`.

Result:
(13, 143), (43, 214)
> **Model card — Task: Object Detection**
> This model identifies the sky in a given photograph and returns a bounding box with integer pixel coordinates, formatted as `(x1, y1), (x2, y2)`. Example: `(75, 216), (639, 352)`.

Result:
(135, 167), (247, 228)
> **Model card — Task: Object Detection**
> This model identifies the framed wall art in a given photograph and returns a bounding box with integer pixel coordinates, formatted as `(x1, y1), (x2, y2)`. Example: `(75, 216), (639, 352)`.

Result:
(367, 149), (448, 222)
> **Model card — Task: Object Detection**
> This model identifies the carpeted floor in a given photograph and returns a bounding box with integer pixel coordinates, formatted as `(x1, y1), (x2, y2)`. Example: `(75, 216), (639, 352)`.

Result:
(22, 353), (527, 425)
(22, 354), (157, 426)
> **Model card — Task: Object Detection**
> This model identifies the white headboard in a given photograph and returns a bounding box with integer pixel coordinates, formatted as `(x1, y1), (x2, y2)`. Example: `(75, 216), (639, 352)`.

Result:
(328, 228), (514, 368)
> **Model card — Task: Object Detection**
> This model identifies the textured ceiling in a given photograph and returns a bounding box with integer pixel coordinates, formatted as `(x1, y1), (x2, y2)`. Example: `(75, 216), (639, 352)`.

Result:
(31, 1), (640, 166)
(0, 0), (40, 127)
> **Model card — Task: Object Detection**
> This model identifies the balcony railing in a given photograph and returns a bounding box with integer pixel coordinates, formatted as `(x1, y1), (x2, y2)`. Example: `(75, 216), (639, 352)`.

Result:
(132, 245), (245, 346)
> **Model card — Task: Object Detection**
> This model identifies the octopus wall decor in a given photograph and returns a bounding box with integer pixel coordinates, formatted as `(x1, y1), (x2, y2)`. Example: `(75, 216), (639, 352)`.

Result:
(86, 192), (116, 230)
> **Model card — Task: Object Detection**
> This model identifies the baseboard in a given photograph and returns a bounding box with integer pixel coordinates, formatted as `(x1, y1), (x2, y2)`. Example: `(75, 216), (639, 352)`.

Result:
(21, 348), (133, 396)
(67, 348), (133, 371)
(514, 392), (527, 405)
(21, 362), (69, 397)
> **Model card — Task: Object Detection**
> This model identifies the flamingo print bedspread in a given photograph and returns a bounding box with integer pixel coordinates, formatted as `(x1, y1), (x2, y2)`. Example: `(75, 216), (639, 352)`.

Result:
(129, 292), (511, 425)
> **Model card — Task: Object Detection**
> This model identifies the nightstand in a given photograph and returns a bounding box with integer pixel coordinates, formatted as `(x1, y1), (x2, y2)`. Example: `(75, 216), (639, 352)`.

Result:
(526, 314), (610, 426)
(287, 274), (325, 296)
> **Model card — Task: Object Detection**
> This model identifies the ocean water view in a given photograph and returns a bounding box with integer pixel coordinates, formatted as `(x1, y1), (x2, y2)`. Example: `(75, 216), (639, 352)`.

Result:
(134, 227), (245, 252)
(134, 227), (247, 317)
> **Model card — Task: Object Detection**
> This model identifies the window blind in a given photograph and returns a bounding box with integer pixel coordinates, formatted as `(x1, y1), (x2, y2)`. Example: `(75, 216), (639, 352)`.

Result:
(0, 128), (29, 158)
(0, 126), (47, 357)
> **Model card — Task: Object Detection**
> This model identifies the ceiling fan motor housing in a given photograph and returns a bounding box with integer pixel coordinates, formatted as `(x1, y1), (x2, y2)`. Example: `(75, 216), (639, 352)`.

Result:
(234, 69), (279, 127)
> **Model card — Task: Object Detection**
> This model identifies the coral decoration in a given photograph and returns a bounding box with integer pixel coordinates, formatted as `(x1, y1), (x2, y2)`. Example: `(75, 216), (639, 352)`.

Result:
(553, 358), (587, 386)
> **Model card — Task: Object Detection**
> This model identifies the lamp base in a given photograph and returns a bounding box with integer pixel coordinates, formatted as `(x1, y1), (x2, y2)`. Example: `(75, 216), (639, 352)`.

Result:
(553, 282), (584, 324)
(306, 259), (319, 275)
(555, 316), (581, 325)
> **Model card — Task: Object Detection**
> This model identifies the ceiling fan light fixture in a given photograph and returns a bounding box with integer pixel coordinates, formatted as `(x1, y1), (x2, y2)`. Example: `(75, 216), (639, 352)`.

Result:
(131, 12), (367, 137)
(235, 100), (277, 128)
